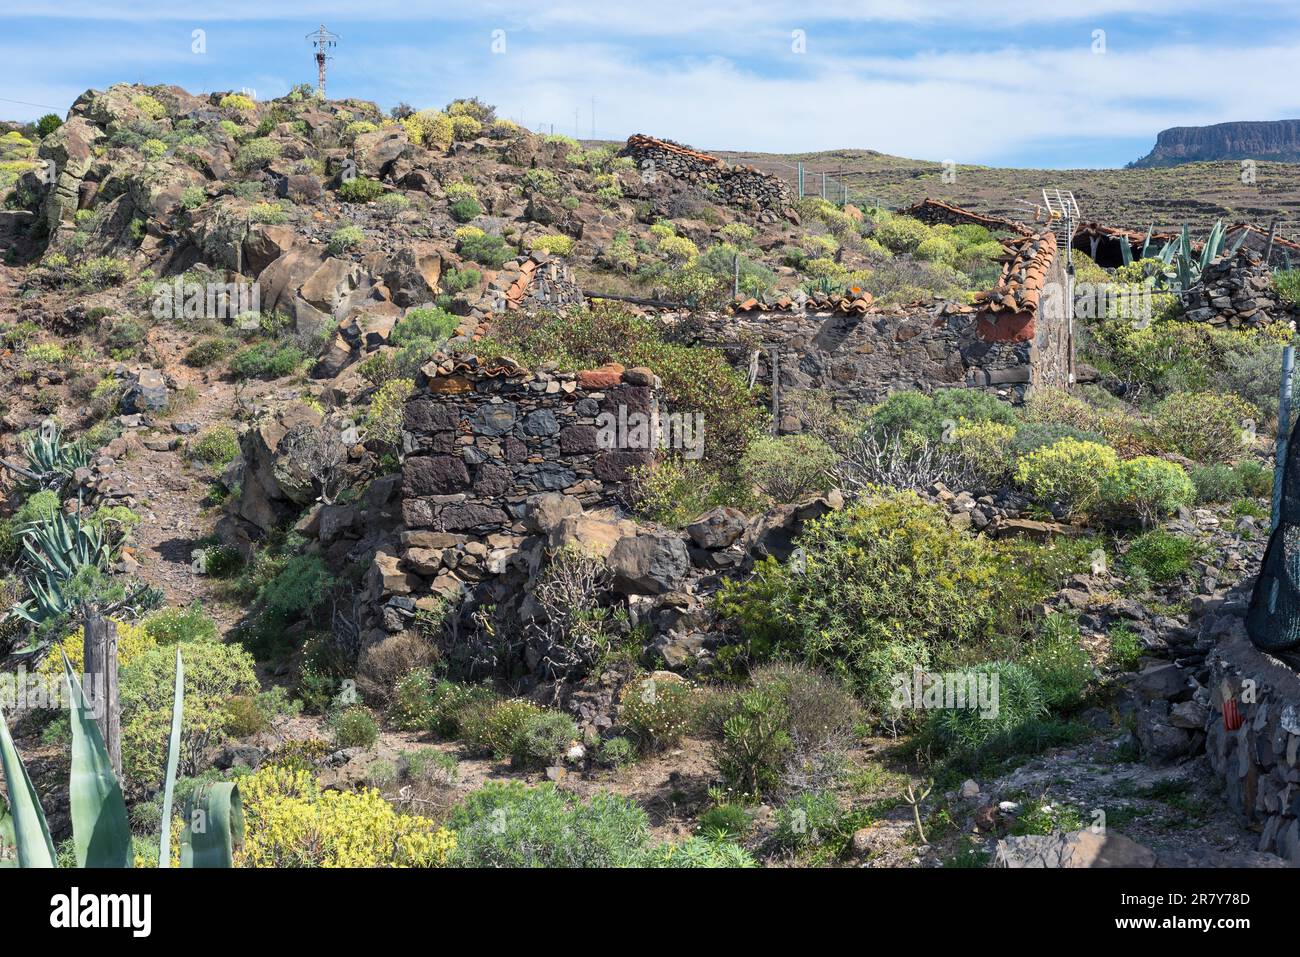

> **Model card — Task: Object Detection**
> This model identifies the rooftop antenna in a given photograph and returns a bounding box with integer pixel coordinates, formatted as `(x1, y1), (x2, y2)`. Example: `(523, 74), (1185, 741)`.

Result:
(307, 24), (340, 97)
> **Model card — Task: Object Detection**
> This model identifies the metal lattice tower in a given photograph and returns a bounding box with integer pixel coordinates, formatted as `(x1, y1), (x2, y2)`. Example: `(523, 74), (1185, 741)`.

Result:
(306, 24), (339, 97)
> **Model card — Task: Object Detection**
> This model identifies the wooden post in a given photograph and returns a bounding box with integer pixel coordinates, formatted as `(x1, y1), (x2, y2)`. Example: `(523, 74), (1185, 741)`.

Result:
(1264, 218), (1278, 267)
(769, 346), (781, 433)
(82, 609), (122, 780)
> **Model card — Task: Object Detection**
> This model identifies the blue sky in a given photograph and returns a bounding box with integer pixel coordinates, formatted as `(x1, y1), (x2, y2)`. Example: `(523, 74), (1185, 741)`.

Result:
(3, 1), (1299, 168)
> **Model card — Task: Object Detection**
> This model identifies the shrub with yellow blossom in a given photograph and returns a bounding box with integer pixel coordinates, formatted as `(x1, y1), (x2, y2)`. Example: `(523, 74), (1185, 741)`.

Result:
(236, 764), (455, 868)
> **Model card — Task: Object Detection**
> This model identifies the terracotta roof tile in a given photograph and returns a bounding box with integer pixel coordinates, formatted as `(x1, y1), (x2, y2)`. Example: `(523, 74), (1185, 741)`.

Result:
(973, 229), (1057, 317)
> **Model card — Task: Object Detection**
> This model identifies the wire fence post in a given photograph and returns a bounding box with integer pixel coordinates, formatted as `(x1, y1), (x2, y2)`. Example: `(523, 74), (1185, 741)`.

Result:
(1273, 345), (1295, 533)
(797, 162), (804, 198)
(732, 253), (740, 299)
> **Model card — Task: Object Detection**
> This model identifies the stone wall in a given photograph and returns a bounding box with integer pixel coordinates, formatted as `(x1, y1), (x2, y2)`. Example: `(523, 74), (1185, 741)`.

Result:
(390, 355), (659, 607)
(1205, 631), (1300, 864)
(689, 298), (1046, 410)
(1181, 248), (1299, 329)
(621, 135), (795, 223)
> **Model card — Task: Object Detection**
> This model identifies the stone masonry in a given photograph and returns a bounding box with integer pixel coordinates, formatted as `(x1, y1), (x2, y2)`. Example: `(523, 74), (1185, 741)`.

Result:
(621, 135), (795, 223)
(388, 354), (660, 607)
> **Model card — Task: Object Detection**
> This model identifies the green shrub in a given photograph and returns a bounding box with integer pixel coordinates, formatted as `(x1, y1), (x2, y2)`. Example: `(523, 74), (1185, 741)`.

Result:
(1275, 269), (1300, 307)
(925, 660), (1047, 758)
(1188, 463), (1241, 504)
(597, 736), (635, 768)
(867, 388), (1017, 442)
(714, 490), (1007, 709)
(634, 836), (759, 868)
(713, 684), (792, 799)
(442, 267), (481, 295)
(697, 803), (752, 840)
(511, 709), (578, 769)
(184, 337), (235, 367)
(364, 377), (414, 449)
(427, 680), (497, 738)
(391, 306), (458, 346)
(1235, 459), (1272, 497)
(1100, 455), (1195, 527)
(389, 667), (435, 731)
(460, 698), (543, 759)
(229, 342), (305, 380)
(337, 176), (385, 203)
(328, 225), (365, 255)
(772, 790), (843, 851)
(1023, 613), (1093, 712)
(1121, 530), (1200, 584)
(1152, 391), (1255, 463)
(739, 434), (835, 503)
(449, 196), (483, 222)
(618, 676), (697, 751)
(449, 781), (649, 867)
(234, 137), (281, 171)
(189, 424), (240, 467)
(240, 552), (335, 658)
(458, 231), (512, 267)
(328, 706), (379, 748)
(1108, 625), (1143, 670)
(142, 604), (218, 645)
(1014, 438), (1119, 519)
(121, 640), (259, 784)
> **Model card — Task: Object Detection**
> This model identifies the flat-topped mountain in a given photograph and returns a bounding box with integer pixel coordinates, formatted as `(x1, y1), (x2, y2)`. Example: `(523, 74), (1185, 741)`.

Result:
(1130, 119), (1300, 168)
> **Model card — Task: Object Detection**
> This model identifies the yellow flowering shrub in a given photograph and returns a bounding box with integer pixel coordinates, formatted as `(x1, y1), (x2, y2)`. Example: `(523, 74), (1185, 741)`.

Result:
(219, 93), (256, 111)
(38, 620), (156, 678)
(1014, 438), (1119, 519)
(950, 419), (1017, 487)
(237, 765), (455, 868)
(402, 110), (453, 150)
(529, 233), (575, 257)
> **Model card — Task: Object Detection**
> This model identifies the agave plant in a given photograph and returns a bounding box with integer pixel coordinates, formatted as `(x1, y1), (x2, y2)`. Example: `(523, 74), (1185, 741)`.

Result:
(1118, 224), (1157, 267)
(9, 506), (114, 625)
(0, 649), (243, 868)
(1155, 220), (1248, 291)
(16, 422), (90, 492)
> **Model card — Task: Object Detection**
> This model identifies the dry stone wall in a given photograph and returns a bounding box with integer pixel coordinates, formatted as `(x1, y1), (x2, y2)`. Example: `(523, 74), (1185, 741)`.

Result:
(691, 299), (1045, 409)
(1205, 630), (1300, 864)
(392, 356), (660, 604)
(1181, 249), (1300, 329)
(621, 135), (795, 223)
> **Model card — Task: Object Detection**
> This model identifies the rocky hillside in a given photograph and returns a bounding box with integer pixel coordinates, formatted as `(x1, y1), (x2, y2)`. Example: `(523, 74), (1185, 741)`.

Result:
(0, 81), (1295, 873)
(1130, 119), (1300, 168)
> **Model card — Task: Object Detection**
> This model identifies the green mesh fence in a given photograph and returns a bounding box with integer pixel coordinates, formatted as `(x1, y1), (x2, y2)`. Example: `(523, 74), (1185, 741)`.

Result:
(1249, 417), (1300, 651)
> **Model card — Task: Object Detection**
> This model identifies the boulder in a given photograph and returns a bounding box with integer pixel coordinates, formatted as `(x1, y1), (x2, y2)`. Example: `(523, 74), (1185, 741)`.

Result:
(121, 368), (169, 413)
(993, 830), (1157, 868)
(383, 242), (444, 307)
(686, 506), (748, 550)
(608, 531), (690, 595)
(526, 492), (582, 535)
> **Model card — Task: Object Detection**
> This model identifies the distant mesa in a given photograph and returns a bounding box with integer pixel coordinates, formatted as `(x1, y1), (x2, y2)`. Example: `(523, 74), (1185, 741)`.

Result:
(1130, 119), (1300, 168)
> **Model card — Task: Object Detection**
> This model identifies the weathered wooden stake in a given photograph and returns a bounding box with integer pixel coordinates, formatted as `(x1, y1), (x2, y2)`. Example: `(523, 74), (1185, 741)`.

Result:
(82, 608), (122, 780)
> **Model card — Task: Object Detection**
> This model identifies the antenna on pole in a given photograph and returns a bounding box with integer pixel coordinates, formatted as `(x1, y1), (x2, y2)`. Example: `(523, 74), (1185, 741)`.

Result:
(306, 24), (340, 97)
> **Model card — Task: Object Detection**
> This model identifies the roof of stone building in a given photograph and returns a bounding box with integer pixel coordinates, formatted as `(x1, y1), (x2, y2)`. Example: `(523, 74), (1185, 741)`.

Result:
(472, 253), (585, 317)
(731, 291), (876, 315)
(899, 198), (1034, 236)
(623, 134), (725, 166)
(973, 228), (1057, 317)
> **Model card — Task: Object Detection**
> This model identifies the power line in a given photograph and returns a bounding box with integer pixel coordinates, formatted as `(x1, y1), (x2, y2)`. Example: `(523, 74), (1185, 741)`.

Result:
(0, 96), (63, 111)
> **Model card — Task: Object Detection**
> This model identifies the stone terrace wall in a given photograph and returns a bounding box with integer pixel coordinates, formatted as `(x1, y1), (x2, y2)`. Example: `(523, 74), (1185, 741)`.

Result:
(691, 299), (1039, 408)
(1205, 632), (1300, 864)
(391, 356), (659, 601)
(622, 135), (795, 223)
(1181, 249), (1300, 329)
